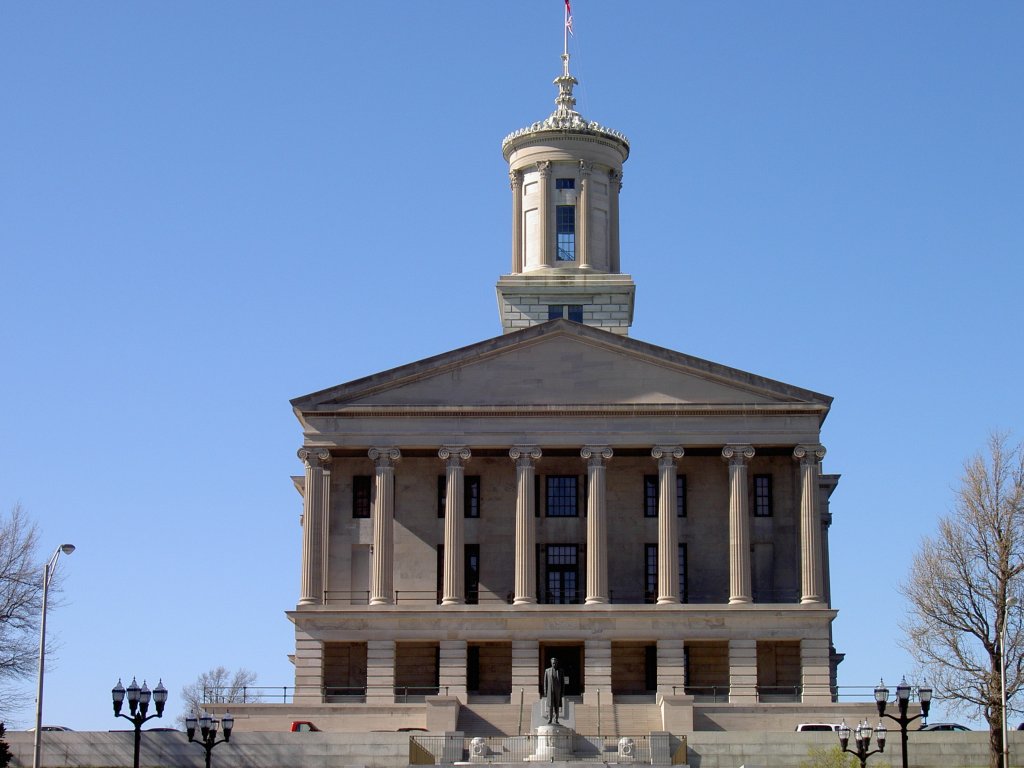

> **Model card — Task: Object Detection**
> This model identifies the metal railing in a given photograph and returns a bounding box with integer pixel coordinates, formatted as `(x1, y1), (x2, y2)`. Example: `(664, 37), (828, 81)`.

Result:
(395, 685), (448, 702)
(201, 686), (283, 704)
(410, 734), (653, 764)
(207, 683), (913, 707)
(322, 589), (806, 606)
(393, 591), (513, 605)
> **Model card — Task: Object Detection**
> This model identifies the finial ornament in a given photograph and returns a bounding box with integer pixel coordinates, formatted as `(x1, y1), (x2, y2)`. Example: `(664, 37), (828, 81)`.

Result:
(501, 52), (629, 155)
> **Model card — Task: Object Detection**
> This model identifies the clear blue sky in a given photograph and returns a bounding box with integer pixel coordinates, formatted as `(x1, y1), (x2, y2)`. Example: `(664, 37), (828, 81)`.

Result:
(2, 1), (1021, 732)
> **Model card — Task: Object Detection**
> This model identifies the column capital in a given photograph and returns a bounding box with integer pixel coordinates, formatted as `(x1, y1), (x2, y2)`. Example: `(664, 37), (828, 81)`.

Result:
(536, 160), (552, 177)
(609, 168), (623, 189)
(722, 444), (755, 464)
(793, 444), (826, 464)
(578, 159), (592, 177)
(510, 445), (542, 464)
(439, 446), (471, 465)
(369, 447), (401, 466)
(581, 445), (613, 463)
(509, 169), (523, 189)
(652, 445), (684, 461)
(297, 447), (332, 468)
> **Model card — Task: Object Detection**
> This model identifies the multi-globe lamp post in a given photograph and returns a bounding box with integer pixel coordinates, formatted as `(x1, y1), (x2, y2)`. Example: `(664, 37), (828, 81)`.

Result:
(837, 719), (887, 768)
(186, 711), (234, 768)
(111, 677), (168, 768)
(874, 676), (932, 768)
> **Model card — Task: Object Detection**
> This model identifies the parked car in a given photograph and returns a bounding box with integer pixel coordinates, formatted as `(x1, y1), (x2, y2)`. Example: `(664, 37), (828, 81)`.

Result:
(29, 726), (74, 732)
(290, 721), (321, 732)
(795, 723), (841, 732)
(918, 722), (971, 731)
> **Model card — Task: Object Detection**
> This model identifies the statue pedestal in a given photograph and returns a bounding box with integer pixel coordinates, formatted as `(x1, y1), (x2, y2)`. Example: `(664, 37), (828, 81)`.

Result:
(527, 724), (573, 761)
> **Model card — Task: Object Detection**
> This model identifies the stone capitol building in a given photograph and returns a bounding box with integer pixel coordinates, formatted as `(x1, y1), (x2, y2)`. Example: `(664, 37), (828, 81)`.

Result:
(223, 48), (851, 737)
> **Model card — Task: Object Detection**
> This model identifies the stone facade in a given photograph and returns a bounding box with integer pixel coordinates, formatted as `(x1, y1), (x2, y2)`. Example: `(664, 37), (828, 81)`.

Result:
(224, 53), (851, 735)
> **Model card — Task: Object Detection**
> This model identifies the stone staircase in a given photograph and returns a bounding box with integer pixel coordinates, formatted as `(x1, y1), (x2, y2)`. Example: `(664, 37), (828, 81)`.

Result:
(457, 700), (663, 737)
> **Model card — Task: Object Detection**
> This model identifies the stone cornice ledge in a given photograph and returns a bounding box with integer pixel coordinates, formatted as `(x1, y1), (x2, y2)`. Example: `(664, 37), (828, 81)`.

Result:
(299, 403), (831, 419)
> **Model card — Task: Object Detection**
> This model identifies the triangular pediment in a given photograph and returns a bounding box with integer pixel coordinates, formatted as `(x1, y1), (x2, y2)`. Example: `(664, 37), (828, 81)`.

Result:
(292, 321), (831, 414)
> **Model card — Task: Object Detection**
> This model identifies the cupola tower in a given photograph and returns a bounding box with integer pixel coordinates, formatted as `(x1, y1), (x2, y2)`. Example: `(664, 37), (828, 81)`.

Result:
(497, 52), (635, 335)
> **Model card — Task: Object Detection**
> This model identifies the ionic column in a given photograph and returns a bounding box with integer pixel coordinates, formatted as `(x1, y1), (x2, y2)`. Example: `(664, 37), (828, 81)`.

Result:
(582, 445), (613, 604)
(722, 444), (755, 605)
(510, 446), (542, 605)
(653, 445), (684, 604)
(369, 447), (400, 606)
(794, 444), (827, 604)
(440, 446), (471, 606)
(538, 161), (552, 267)
(510, 169), (523, 273)
(578, 161), (591, 269)
(298, 447), (331, 606)
(609, 170), (622, 273)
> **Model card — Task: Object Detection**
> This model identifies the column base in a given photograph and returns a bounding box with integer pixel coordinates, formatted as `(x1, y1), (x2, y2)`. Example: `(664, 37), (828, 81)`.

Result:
(656, 596), (679, 605)
(729, 596), (752, 605)
(585, 596), (609, 605)
(800, 596), (823, 604)
(513, 597), (537, 605)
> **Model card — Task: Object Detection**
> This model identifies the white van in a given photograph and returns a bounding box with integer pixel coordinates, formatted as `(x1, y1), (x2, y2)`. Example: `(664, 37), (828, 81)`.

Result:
(795, 723), (841, 732)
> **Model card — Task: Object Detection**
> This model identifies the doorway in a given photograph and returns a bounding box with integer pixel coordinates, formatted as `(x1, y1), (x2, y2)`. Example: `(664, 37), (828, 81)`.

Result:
(541, 643), (584, 696)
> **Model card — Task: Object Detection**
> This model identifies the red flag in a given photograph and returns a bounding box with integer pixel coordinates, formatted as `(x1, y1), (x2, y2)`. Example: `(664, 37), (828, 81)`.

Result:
(565, 0), (574, 36)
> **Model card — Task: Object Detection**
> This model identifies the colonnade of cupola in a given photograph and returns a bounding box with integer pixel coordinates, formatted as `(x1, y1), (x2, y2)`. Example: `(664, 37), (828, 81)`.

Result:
(497, 55), (636, 336)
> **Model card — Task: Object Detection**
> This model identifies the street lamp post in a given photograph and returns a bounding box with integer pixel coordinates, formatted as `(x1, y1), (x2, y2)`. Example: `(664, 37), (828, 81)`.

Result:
(186, 711), (234, 768)
(112, 677), (168, 768)
(875, 676), (932, 768)
(32, 543), (75, 768)
(1002, 596), (1019, 768)
(838, 719), (887, 768)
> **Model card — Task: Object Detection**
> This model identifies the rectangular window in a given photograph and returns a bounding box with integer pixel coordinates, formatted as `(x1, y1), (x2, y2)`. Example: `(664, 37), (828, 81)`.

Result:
(437, 475), (482, 518)
(465, 476), (480, 518)
(548, 304), (583, 322)
(754, 474), (773, 517)
(555, 177), (575, 190)
(643, 476), (658, 518)
(643, 475), (687, 517)
(556, 205), (576, 261)
(679, 543), (688, 603)
(644, 543), (658, 603)
(353, 475), (372, 518)
(546, 475), (578, 517)
(465, 544), (480, 604)
(545, 544), (578, 604)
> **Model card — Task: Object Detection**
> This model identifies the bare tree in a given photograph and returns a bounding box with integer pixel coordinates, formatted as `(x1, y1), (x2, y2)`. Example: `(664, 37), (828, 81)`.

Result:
(0, 504), (49, 718)
(900, 432), (1024, 768)
(178, 667), (259, 726)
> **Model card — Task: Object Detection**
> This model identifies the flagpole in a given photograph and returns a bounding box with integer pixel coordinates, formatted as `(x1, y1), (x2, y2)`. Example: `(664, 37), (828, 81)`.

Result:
(563, 1), (569, 60)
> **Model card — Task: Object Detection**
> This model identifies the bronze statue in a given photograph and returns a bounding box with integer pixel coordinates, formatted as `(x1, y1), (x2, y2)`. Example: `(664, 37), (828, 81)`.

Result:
(543, 657), (565, 724)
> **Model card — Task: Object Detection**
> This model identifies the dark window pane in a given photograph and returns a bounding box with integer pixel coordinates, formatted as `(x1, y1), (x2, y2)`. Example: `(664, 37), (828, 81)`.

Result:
(548, 305), (563, 320)
(645, 543), (658, 602)
(465, 476), (480, 518)
(465, 544), (480, 604)
(677, 475), (687, 517)
(754, 474), (773, 517)
(546, 476), (578, 517)
(679, 543), (688, 603)
(556, 205), (575, 261)
(567, 305), (583, 322)
(555, 178), (575, 189)
(643, 476), (658, 518)
(353, 476), (372, 518)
